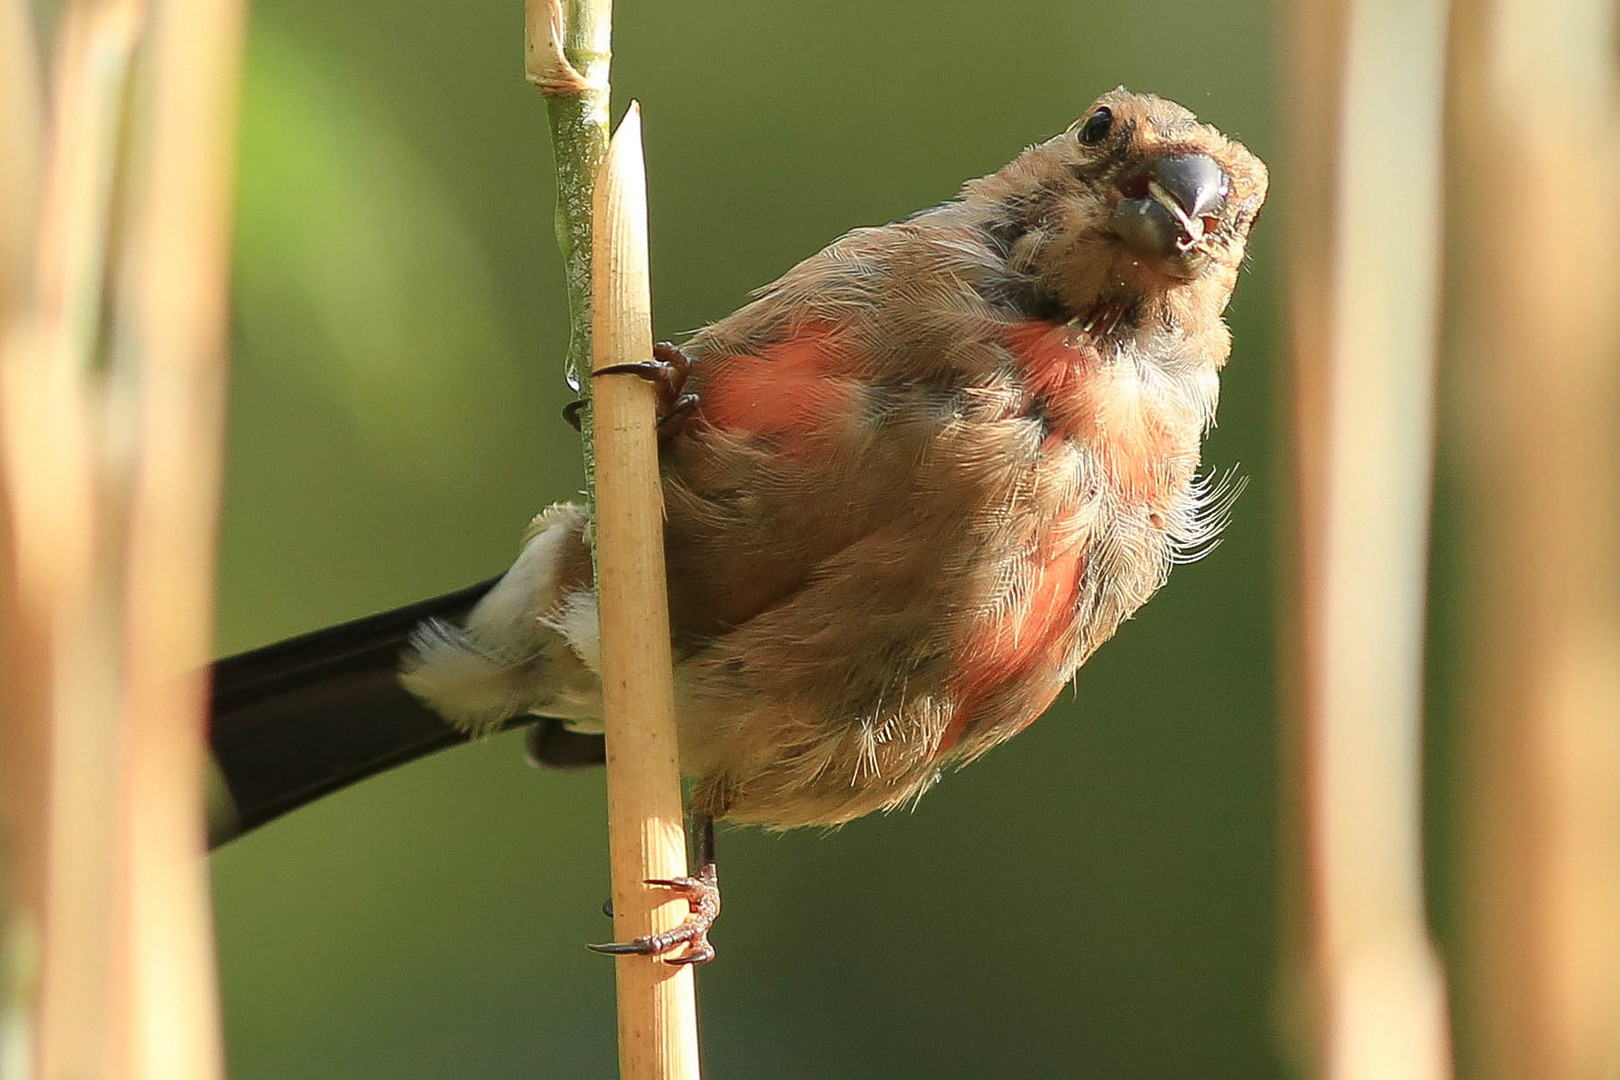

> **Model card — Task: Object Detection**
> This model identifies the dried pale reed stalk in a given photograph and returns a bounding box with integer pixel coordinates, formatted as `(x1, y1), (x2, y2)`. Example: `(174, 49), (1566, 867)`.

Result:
(591, 106), (703, 1080)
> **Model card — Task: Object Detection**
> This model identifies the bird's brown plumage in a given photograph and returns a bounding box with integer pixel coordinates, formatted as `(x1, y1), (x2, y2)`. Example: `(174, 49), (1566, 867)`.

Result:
(401, 89), (1268, 828)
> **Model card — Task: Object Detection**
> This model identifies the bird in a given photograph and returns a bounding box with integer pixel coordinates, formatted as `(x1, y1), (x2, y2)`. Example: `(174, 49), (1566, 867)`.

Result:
(208, 88), (1267, 964)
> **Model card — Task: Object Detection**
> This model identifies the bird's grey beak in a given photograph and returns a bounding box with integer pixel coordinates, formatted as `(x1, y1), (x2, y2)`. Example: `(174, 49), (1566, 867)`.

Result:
(1109, 153), (1230, 274)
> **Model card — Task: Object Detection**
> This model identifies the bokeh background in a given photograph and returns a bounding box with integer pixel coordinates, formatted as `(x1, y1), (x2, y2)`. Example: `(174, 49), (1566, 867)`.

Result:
(210, 1), (1287, 1076)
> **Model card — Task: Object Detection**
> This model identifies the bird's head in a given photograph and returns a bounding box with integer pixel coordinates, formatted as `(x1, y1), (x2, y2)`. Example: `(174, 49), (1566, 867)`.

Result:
(972, 89), (1268, 331)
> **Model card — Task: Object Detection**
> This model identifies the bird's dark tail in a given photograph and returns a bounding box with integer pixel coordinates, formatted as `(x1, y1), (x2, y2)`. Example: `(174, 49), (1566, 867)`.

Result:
(207, 579), (497, 847)
(209, 576), (612, 848)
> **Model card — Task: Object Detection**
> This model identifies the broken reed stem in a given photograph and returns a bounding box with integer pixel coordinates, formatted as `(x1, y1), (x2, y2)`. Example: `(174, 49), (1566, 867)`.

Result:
(1448, 3), (1620, 1078)
(1285, 0), (1453, 1076)
(590, 104), (702, 1080)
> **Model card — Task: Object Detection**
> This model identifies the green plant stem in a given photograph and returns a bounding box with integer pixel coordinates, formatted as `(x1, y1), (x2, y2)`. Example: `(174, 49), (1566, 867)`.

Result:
(530, 0), (612, 499)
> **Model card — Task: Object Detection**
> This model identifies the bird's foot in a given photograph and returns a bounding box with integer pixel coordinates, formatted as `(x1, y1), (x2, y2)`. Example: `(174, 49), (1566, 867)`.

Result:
(587, 862), (720, 966)
(561, 397), (587, 432)
(523, 718), (605, 769)
(563, 342), (698, 441)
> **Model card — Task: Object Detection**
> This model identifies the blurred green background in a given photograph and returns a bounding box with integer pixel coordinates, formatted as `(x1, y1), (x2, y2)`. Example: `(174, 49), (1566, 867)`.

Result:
(211, 1), (1283, 1076)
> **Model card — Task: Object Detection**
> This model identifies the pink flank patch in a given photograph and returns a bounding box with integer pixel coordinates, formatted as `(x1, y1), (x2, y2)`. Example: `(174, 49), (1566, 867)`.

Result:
(696, 324), (861, 450)
(940, 538), (1085, 752)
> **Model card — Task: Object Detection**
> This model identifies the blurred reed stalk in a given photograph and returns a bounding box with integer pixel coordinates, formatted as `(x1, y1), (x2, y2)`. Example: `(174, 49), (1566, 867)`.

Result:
(1446, 3), (1620, 1078)
(527, 3), (702, 1077)
(1283, 0), (1454, 1077)
(0, 0), (246, 1075)
(0, 0), (46, 1068)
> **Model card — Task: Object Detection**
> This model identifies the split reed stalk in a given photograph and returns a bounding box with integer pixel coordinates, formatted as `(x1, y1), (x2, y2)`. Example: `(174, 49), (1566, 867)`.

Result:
(591, 106), (703, 1080)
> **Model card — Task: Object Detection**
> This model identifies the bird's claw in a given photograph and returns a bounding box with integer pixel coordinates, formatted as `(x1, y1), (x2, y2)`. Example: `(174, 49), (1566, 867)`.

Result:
(524, 717), (606, 768)
(658, 393), (699, 440)
(565, 341), (698, 441)
(587, 862), (720, 965)
(562, 396), (587, 432)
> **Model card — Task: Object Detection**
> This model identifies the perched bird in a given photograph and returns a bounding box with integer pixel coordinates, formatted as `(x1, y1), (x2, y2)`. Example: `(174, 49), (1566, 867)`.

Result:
(209, 88), (1267, 963)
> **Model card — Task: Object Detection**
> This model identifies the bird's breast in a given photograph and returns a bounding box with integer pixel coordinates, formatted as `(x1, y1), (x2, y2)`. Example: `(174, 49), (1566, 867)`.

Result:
(1004, 319), (1208, 503)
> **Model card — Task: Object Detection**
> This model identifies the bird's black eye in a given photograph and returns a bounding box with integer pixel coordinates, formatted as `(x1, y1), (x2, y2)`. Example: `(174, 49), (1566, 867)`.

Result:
(1078, 106), (1113, 146)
